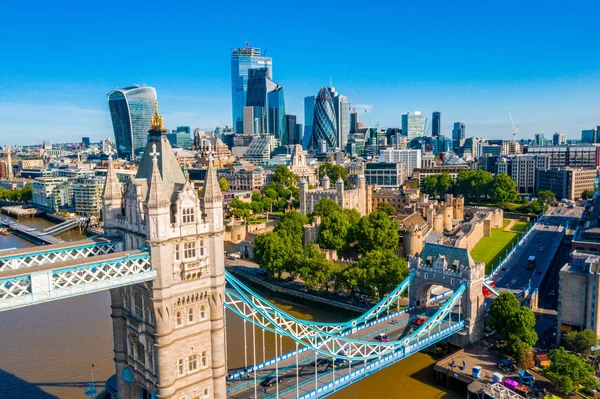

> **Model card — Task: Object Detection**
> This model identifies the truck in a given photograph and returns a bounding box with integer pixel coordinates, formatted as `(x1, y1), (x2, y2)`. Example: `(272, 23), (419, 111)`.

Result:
(526, 256), (536, 270)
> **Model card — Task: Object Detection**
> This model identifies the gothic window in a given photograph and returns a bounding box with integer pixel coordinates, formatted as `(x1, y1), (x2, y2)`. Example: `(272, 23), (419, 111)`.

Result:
(136, 340), (146, 365)
(176, 310), (183, 326)
(184, 241), (196, 259)
(188, 354), (198, 372)
(188, 307), (194, 323)
(133, 292), (143, 319)
(203, 388), (210, 399)
(182, 207), (195, 224)
(199, 240), (205, 257)
(201, 351), (208, 368)
(178, 358), (185, 376)
(200, 304), (206, 320)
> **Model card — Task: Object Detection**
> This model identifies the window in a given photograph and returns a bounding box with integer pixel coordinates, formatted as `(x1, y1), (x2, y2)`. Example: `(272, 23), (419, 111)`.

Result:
(200, 240), (205, 257)
(174, 244), (180, 261)
(188, 307), (194, 323)
(136, 341), (146, 364)
(133, 292), (143, 318)
(203, 388), (210, 399)
(182, 207), (195, 224)
(188, 354), (198, 372)
(176, 310), (183, 326)
(200, 304), (206, 320)
(178, 358), (185, 376)
(201, 351), (208, 368)
(184, 242), (196, 259)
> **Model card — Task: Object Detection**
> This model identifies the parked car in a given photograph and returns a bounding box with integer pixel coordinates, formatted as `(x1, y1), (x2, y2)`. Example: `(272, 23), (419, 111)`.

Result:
(260, 376), (283, 387)
(375, 333), (389, 342)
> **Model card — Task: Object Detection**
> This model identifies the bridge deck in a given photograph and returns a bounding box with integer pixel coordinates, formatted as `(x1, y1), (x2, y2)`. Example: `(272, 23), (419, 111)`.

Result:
(0, 250), (144, 279)
(227, 306), (460, 399)
(0, 237), (117, 259)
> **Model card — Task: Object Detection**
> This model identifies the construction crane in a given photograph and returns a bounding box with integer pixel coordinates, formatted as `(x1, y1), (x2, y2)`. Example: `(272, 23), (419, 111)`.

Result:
(508, 111), (519, 141)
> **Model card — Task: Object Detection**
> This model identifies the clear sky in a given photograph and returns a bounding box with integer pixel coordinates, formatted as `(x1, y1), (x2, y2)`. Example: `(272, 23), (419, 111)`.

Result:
(1, 0), (599, 146)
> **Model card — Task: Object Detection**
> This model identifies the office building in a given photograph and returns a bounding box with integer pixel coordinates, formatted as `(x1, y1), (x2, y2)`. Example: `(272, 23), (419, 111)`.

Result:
(350, 111), (360, 135)
(267, 86), (286, 142)
(413, 165), (470, 184)
(497, 154), (550, 195)
(582, 128), (599, 144)
(243, 135), (276, 163)
(32, 177), (73, 213)
(245, 67), (286, 140)
(328, 86), (350, 149)
(525, 144), (600, 168)
(166, 131), (193, 150)
(537, 167), (599, 200)
(402, 112), (425, 141)
(285, 115), (301, 145)
(379, 148), (422, 176)
(309, 88), (337, 150)
(479, 143), (502, 158)
(303, 96), (315, 149)
(82, 137), (90, 147)
(432, 112), (441, 137)
(452, 122), (465, 142)
(230, 46), (272, 133)
(553, 132), (567, 145)
(534, 133), (546, 146)
(364, 162), (406, 188)
(72, 176), (105, 216)
(107, 85), (157, 160)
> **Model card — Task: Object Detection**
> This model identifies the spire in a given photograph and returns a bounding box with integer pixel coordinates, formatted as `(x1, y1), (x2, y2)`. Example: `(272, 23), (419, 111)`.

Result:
(147, 143), (170, 209)
(103, 154), (122, 200)
(200, 158), (222, 205)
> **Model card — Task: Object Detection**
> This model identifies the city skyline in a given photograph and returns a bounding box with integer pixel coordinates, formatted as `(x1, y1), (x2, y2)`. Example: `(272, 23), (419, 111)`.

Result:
(2, 1), (600, 146)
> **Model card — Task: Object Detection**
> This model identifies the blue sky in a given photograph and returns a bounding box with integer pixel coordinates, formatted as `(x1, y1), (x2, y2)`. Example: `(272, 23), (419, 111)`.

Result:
(1, 0), (599, 146)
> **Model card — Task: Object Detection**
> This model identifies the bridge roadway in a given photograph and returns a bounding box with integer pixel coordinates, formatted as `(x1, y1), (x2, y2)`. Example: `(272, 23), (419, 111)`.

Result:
(227, 305), (459, 399)
(1, 218), (64, 245)
(490, 205), (580, 296)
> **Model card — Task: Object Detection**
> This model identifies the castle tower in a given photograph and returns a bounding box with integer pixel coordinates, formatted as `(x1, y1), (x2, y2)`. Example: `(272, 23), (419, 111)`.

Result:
(108, 102), (226, 399)
(336, 177), (344, 209)
(356, 174), (366, 216)
(443, 204), (453, 231)
(321, 174), (330, 190)
(454, 196), (465, 220)
(299, 178), (308, 215)
(102, 156), (123, 233)
(403, 224), (424, 257)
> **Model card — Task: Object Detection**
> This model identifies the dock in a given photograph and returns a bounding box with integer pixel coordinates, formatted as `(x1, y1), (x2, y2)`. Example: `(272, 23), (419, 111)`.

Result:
(0, 219), (64, 245)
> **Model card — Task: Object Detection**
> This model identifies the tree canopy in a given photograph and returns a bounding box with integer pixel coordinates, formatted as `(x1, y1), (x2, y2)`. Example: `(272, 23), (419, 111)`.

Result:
(312, 198), (342, 219)
(353, 211), (400, 255)
(356, 249), (408, 300)
(421, 173), (453, 198)
(536, 190), (556, 205)
(0, 186), (32, 202)
(218, 178), (229, 192)
(562, 329), (598, 356)
(488, 292), (538, 365)
(272, 165), (299, 187)
(490, 173), (518, 203)
(376, 202), (397, 216)
(582, 190), (595, 200)
(546, 347), (598, 394)
(318, 162), (349, 185)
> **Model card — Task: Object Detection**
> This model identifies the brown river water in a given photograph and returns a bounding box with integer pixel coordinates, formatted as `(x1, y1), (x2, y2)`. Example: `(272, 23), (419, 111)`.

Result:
(0, 216), (460, 399)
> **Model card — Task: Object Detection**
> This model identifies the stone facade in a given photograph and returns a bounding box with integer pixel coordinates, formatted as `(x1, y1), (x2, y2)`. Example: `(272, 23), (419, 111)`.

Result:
(103, 108), (226, 399)
(299, 174), (372, 216)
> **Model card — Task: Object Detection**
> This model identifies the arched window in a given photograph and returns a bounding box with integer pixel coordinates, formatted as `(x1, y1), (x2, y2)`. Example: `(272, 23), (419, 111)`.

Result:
(200, 304), (206, 320)
(176, 310), (183, 326)
(188, 307), (194, 323)
(182, 208), (195, 224)
(201, 351), (208, 368)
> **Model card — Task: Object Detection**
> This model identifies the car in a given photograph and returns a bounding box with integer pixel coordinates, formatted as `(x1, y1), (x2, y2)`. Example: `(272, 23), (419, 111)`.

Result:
(414, 317), (426, 326)
(333, 359), (348, 369)
(260, 376), (283, 387)
(375, 333), (389, 342)
(228, 253), (241, 260)
(549, 290), (556, 296)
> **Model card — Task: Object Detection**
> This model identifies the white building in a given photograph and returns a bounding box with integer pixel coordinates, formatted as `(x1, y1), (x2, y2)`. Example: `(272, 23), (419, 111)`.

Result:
(380, 148), (422, 176)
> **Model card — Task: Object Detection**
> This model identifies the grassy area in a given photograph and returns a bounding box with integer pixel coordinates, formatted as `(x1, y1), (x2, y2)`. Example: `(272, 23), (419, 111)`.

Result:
(510, 221), (530, 233)
(471, 220), (524, 274)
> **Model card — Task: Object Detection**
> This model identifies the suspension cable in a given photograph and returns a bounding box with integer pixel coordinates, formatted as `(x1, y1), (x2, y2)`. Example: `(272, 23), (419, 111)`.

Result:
(253, 317), (257, 399)
(275, 328), (279, 398)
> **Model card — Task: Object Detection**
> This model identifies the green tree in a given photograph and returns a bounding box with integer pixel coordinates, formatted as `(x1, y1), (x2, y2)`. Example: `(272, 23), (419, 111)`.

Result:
(353, 211), (399, 255)
(318, 162), (349, 184)
(377, 202), (397, 216)
(562, 330), (598, 356)
(274, 210), (308, 242)
(251, 192), (262, 202)
(218, 178), (229, 192)
(490, 173), (518, 203)
(582, 190), (595, 200)
(421, 175), (440, 197)
(337, 265), (367, 295)
(272, 165), (299, 187)
(317, 210), (351, 251)
(537, 190), (556, 205)
(253, 231), (300, 279)
(436, 172), (454, 197)
(312, 198), (342, 219)
(455, 170), (493, 203)
(297, 244), (334, 291)
(357, 249), (408, 300)
(488, 292), (538, 365)
(546, 347), (598, 394)
(263, 188), (278, 200)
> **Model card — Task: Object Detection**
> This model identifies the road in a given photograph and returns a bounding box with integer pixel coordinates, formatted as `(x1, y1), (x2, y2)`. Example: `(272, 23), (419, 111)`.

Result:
(491, 204), (581, 297)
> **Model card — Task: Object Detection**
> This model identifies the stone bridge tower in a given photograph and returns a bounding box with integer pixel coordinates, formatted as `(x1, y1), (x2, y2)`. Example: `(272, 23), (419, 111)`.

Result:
(408, 243), (485, 347)
(103, 103), (226, 399)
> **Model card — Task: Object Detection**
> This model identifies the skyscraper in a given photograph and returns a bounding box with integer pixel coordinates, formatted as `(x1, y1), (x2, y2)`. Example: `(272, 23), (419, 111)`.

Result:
(327, 86), (350, 149)
(285, 114), (301, 145)
(309, 88), (337, 150)
(245, 67), (286, 140)
(107, 85), (157, 160)
(553, 132), (567, 145)
(432, 111), (441, 137)
(452, 122), (466, 141)
(303, 96), (315, 149)
(231, 47), (272, 133)
(401, 112), (425, 141)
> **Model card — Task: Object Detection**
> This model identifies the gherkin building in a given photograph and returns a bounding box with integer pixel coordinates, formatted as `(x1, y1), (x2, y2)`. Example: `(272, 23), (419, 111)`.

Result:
(309, 87), (338, 150)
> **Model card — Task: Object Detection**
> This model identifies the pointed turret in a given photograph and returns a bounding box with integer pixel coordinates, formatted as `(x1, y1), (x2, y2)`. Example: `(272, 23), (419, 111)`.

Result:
(147, 144), (170, 209)
(200, 159), (222, 205)
(103, 157), (122, 200)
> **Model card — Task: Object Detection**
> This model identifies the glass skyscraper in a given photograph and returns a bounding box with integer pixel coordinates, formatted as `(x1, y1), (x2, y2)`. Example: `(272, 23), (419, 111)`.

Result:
(327, 86), (349, 150)
(107, 85), (157, 160)
(231, 47), (272, 133)
(303, 96), (315, 149)
(432, 111), (441, 137)
(402, 111), (425, 141)
(309, 87), (337, 150)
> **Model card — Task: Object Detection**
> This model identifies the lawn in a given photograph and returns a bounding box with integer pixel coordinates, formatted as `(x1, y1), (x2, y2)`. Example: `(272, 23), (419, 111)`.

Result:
(470, 220), (523, 274)
(510, 221), (530, 233)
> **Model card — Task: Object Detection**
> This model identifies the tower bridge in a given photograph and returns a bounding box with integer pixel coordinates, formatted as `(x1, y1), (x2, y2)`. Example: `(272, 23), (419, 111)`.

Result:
(0, 104), (485, 399)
